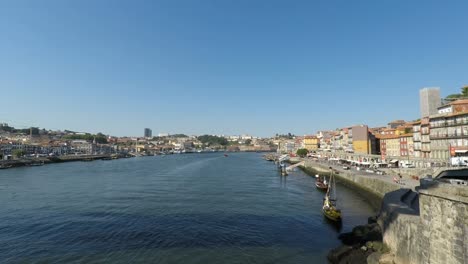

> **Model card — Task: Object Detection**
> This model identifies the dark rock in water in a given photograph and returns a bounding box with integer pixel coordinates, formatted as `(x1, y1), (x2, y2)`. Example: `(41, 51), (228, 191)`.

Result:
(362, 224), (382, 242)
(368, 215), (378, 224)
(338, 248), (371, 264)
(338, 223), (382, 245)
(327, 245), (353, 263)
(338, 232), (361, 245)
(332, 220), (384, 263)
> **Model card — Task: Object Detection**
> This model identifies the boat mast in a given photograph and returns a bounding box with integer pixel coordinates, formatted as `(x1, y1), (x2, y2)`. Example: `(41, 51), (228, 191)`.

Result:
(325, 169), (332, 197)
(330, 168), (336, 201)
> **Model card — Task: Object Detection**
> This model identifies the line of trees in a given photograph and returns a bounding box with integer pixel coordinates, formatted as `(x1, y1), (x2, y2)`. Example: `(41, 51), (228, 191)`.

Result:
(62, 133), (108, 144)
(0, 125), (40, 135)
(275, 133), (295, 139)
(171, 134), (188, 138)
(445, 86), (468, 99)
(197, 135), (228, 146)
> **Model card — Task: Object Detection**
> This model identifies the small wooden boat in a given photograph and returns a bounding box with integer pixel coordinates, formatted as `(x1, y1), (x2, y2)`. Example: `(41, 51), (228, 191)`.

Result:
(315, 175), (328, 190)
(224, 154), (228, 157)
(322, 170), (341, 222)
(316, 180), (328, 190)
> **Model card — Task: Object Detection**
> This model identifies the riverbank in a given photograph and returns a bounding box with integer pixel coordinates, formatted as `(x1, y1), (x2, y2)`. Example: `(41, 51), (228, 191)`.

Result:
(0, 154), (126, 169)
(297, 158), (467, 264)
(290, 159), (389, 263)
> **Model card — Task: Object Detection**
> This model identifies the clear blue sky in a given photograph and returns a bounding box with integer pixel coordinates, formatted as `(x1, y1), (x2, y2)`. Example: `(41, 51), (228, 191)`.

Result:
(1, 0), (467, 137)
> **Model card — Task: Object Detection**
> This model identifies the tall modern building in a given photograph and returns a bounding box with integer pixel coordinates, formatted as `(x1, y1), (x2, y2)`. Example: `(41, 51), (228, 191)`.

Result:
(144, 128), (152, 138)
(420, 87), (441, 117)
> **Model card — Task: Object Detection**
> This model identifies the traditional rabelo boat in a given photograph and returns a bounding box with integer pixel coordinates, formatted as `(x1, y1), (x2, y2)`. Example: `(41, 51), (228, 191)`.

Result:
(315, 174), (328, 190)
(322, 170), (341, 222)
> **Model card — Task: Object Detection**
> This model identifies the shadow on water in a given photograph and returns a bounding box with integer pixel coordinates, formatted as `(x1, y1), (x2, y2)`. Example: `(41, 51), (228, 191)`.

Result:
(322, 216), (343, 232)
(279, 174), (288, 188)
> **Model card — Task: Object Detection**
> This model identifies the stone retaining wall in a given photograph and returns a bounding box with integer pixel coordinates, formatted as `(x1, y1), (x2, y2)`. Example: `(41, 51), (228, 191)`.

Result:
(303, 160), (400, 199)
(378, 182), (467, 264)
(303, 161), (467, 264)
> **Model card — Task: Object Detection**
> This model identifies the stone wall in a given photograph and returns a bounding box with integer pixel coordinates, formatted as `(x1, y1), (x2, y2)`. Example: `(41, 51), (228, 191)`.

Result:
(303, 160), (400, 199)
(417, 183), (467, 264)
(302, 160), (467, 263)
(380, 182), (467, 264)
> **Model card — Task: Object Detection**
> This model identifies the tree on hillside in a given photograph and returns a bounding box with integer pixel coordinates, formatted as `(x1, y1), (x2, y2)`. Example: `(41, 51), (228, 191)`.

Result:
(296, 148), (309, 157)
(462, 86), (468, 97)
(63, 133), (108, 144)
(197, 135), (228, 146)
(446, 93), (462, 99)
(445, 86), (468, 100)
(245, 139), (252, 145)
(171, 134), (188, 138)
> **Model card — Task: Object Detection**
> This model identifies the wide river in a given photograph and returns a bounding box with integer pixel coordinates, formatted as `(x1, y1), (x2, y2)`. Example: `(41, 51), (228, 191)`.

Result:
(0, 152), (376, 263)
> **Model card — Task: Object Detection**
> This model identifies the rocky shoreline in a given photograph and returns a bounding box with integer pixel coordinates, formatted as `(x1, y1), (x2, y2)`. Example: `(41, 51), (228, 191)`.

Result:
(327, 215), (394, 264)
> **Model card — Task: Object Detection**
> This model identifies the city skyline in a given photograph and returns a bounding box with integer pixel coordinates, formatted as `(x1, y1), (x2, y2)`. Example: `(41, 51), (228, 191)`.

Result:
(1, 1), (467, 137)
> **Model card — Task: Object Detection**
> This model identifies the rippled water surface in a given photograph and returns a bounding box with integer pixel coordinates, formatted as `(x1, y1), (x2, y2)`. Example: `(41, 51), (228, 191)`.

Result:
(0, 153), (376, 263)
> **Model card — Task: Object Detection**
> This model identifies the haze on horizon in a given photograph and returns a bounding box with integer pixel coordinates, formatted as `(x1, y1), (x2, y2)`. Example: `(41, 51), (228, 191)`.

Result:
(1, 0), (467, 137)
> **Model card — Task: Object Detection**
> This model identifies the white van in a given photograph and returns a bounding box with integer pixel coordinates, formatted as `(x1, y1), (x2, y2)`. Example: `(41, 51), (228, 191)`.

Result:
(451, 157), (468, 167)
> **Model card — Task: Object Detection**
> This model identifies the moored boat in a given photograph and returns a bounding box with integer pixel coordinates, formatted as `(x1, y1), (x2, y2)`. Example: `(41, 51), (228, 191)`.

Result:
(322, 170), (341, 222)
(315, 174), (328, 190)
(323, 199), (342, 222)
(316, 180), (328, 190)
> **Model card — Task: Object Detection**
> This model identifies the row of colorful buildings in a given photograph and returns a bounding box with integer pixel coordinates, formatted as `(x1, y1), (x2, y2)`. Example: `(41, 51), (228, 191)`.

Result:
(280, 98), (468, 163)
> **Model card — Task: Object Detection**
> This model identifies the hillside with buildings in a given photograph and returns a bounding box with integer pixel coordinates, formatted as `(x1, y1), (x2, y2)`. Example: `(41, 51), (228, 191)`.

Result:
(0, 124), (275, 161)
(276, 86), (468, 168)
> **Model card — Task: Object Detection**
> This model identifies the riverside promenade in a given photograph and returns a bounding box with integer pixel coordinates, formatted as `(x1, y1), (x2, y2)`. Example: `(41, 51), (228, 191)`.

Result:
(290, 157), (419, 196)
(290, 156), (467, 264)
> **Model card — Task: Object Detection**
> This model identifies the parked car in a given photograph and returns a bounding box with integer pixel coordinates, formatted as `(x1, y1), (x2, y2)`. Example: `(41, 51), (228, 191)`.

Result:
(342, 166), (350, 170)
(400, 162), (415, 168)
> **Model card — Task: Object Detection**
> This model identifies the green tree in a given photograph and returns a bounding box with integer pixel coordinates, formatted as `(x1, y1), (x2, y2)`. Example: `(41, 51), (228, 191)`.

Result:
(462, 86), (468, 97)
(446, 93), (462, 99)
(12, 149), (26, 158)
(63, 133), (108, 144)
(245, 139), (252, 145)
(296, 148), (309, 157)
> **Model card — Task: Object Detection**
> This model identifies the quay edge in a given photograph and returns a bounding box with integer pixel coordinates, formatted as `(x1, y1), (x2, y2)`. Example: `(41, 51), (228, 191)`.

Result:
(290, 157), (467, 264)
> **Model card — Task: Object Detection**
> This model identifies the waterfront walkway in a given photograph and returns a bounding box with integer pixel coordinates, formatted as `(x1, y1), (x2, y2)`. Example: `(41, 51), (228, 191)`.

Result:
(295, 157), (421, 191)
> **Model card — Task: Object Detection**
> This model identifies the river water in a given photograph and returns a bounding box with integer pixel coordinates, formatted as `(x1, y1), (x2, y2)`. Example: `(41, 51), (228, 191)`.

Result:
(0, 152), (376, 263)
